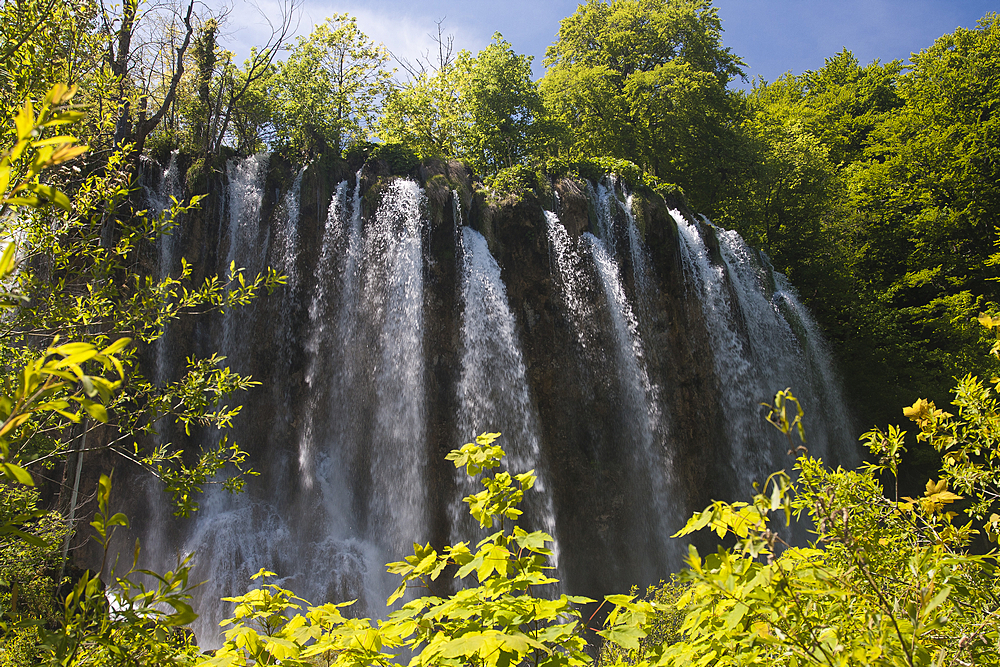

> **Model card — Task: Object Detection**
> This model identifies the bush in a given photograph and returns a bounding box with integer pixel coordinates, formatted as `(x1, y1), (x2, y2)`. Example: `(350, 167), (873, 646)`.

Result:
(597, 381), (1000, 666)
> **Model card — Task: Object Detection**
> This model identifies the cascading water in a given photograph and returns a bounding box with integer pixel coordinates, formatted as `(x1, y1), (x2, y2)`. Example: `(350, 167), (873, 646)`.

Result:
(771, 271), (857, 466)
(545, 210), (680, 580)
(148, 150), (182, 280)
(545, 211), (600, 349)
(133, 151), (186, 568)
(145, 173), (434, 646)
(220, 153), (269, 357)
(672, 209), (856, 491)
(148, 151), (183, 386)
(128, 159), (859, 647)
(673, 210), (764, 479)
(454, 225), (557, 561)
(297, 178), (353, 491)
(360, 179), (429, 554)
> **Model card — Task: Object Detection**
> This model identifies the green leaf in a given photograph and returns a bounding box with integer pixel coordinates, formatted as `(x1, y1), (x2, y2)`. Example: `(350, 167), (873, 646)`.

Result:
(440, 633), (488, 658)
(82, 400), (109, 422)
(598, 622), (646, 650)
(387, 581), (407, 606)
(605, 594), (636, 607)
(0, 524), (47, 547)
(1, 462), (34, 486)
(0, 242), (16, 278)
(25, 182), (71, 211)
(31, 135), (77, 147)
(101, 337), (132, 355)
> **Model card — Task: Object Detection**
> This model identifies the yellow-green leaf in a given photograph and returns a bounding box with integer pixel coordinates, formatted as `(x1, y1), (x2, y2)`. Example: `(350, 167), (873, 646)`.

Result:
(1, 462), (34, 486)
(82, 401), (108, 423)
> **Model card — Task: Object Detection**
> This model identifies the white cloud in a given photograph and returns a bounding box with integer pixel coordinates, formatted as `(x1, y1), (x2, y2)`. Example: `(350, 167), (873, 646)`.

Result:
(206, 0), (488, 74)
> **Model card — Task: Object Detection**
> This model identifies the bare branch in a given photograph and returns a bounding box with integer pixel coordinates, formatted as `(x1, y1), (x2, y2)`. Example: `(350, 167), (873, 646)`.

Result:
(133, 0), (195, 153)
(210, 0), (301, 153)
(390, 17), (455, 82)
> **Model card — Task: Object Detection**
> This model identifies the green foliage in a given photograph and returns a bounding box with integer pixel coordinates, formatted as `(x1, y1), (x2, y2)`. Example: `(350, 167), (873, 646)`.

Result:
(0, 84), (87, 215)
(0, 82), (280, 665)
(483, 164), (549, 203)
(595, 381), (1000, 666)
(0, 0), (102, 116)
(273, 15), (393, 157)
(225, 52), (280, 156)
(0, 485), (68, 662)
(368, 142), (420, 175)
(26, 474), (202, 666)
(837, 16), (1000, 410)
(191, 433), (593, 667)
(596, 578), (689, 667)
(1, 477), (201, 666)
(540, 0), (745, 206)
(378, 64), (464, 161)
(1, 86), (283, 514)
(566, 158), (656, 191)
(379, 33), (548, 178)
(706, 15), (1000, 433)
(198, 568), (388, 667)
(900, 324), (1000, 539)
(0, 85), (126, 490)
(457, 34), (548, 176)
(187, 18), (219, 151)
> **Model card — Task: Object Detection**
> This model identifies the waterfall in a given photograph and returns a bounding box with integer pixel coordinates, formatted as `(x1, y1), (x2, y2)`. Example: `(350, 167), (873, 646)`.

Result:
(673, 210), (763, 482)
(361, 180), (429, 553)
(454, 225), (557, 562)
(673, 210), (856, 493)
(771, 271), (858, 467)
(149, 151), (183, 387)
(275, 168), (304, 290)
(545, 211), (600, 349)
(545, 210), (680, 579)
(154, 176), (433, 646)
(220, 153), (270, 357)
(223, 153), (270, 276)
(148, 150), (182, 281)
(125, 164), (858, 647)
(135, 151), (185, 571)
(292, 175), (430, 595)
(592, 176), (651, 296)
(297, 178), (352, 490)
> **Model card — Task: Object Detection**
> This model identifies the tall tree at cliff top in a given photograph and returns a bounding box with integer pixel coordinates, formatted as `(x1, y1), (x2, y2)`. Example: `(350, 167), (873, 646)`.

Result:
(378, 33), (550, 177)
(273, 14), (393, 157)
(539, 0), (746, 207)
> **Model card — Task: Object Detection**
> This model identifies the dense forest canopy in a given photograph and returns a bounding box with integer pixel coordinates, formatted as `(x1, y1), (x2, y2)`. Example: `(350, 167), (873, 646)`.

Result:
(3, 0), (1000, 664)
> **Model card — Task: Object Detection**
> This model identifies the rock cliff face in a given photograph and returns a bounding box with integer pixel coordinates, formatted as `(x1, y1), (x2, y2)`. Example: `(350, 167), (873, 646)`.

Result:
(122, 152), (858, 645)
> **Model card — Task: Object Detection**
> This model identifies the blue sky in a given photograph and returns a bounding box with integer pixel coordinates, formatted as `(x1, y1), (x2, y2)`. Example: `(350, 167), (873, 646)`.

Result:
(223, 0), (996, 86)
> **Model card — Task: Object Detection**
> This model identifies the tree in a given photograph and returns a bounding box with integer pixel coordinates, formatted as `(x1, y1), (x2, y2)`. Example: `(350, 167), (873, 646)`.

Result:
(0, 0), (102, 115)
(0, 79), (281, 523)
(98, 0), (196, 162)
(0, 81), (281, 663)
(273, 14), (393, 156)
(838, 15), (1000, 416)
(379, 32), (551, 177)
(378, 65), (464, 160)
(539, 0), (746, 205)
(176, 3), (296, 156)
(455, 34), (548, 175)
(377, 22), (464, 163)
(709, 22), (1000, 429)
